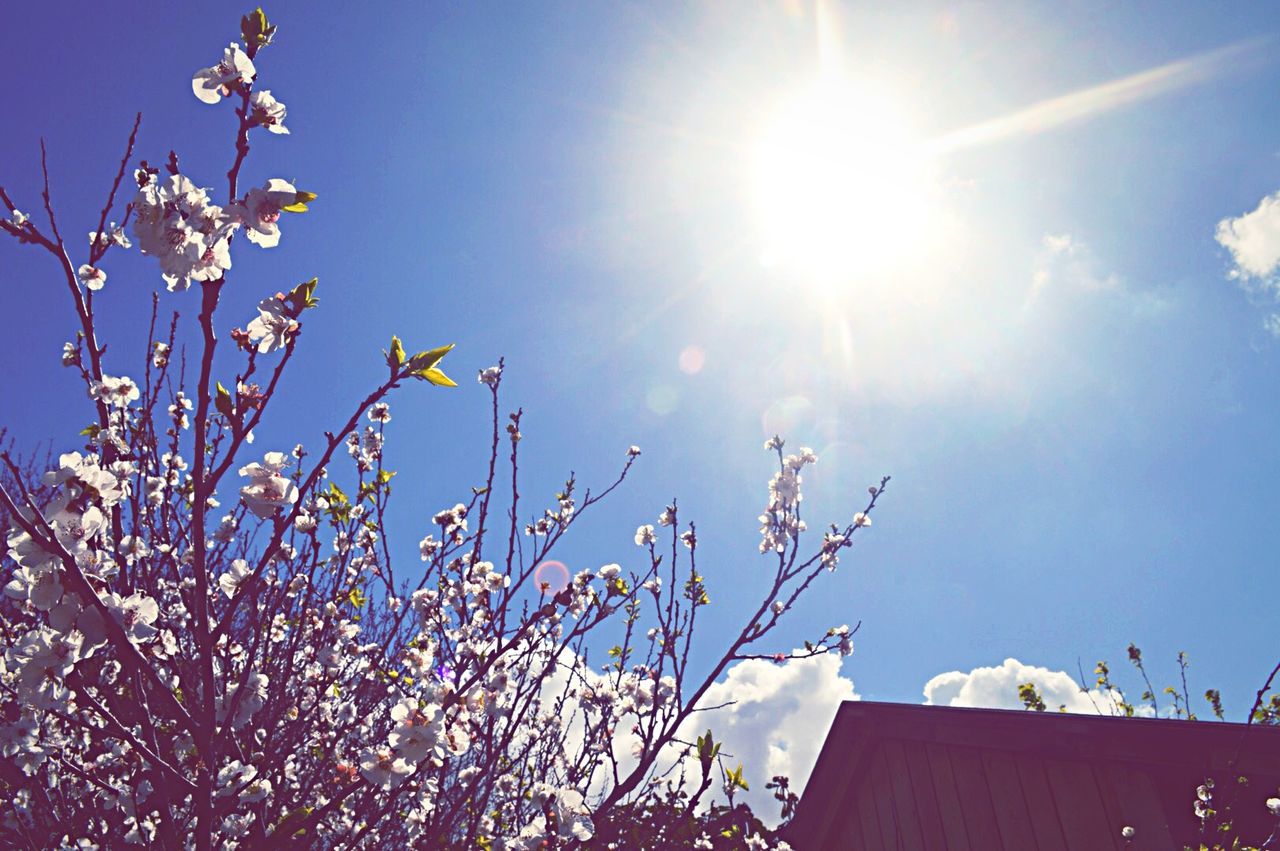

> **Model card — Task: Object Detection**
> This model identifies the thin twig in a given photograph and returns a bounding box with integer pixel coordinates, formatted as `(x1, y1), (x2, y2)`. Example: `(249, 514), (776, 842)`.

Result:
(89, 113), (142, 265)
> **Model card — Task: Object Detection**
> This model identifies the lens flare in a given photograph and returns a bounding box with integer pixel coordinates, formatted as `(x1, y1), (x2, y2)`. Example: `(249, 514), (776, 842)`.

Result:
(533, 560), (570, 595)
(678, 345), (706, 375)
(646, 384), (679, 416)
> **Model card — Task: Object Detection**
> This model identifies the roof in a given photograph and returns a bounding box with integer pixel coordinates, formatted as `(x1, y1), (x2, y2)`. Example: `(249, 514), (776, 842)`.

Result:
(785, 701), (1280, 850)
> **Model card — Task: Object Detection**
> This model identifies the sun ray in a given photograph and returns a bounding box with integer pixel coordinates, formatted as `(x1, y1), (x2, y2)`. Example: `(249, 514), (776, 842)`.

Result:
(931, 36), (1271, 154)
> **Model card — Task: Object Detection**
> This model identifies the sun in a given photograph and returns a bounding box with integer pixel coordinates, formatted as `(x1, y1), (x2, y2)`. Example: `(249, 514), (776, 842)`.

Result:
(750, 74), (937, 281)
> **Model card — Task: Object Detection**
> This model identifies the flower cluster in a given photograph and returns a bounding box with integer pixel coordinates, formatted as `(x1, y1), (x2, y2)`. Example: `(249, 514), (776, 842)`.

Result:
(132, 172), (315, 292)
(758, 442), (817, 554)
(89, 374), (140, 409)
(238, 450), (298, 518)
(132, 173), (237, 291)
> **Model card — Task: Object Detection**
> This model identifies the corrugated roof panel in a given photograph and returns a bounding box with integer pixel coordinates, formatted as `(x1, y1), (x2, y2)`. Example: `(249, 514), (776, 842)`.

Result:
(786, 702), (1280, 849)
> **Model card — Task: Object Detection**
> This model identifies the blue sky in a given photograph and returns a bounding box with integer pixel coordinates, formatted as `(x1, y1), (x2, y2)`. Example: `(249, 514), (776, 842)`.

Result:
(4, 0), (1280, 773)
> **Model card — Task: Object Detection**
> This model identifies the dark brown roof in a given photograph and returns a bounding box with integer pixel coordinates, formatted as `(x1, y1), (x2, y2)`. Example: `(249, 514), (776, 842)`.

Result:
(785, 701), (1280, 850)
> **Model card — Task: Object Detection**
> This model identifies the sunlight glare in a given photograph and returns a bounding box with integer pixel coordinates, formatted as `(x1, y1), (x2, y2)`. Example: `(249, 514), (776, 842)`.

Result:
(751, 75), (936, 280)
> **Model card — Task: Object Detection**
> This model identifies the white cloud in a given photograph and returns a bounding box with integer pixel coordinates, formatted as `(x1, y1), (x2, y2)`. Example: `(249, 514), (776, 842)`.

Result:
(1216, 191), (1280, 283)
(922, 657), (1115, 714)
(1216, 192), (1280, 336)
(682, 652), (857, 823)
(539, 648), (855, 827)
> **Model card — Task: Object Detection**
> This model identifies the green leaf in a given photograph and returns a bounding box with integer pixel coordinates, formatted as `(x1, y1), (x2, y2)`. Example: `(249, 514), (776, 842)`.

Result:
(241, 8), (276, 52)
(281, 190), (316, 213)
(417, 367), (457, 387)
(385, 335), (406, 370)
(696, 730), (720, 771)
(285, 277), (319, 314)
(324, 482), (351, 521)
(215, 382), (235, 420)
(406, 342), (455, 373)
(395, 342), (457, 385)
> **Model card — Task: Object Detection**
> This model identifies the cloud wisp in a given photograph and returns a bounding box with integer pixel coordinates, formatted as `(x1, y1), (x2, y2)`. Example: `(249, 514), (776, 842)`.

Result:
(1030, 233), (1122, 303)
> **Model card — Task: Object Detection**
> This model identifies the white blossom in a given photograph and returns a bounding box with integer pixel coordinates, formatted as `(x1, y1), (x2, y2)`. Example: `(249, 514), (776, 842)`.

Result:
(532, 784), (594, 842)
(245, 296), (297, 353)
(3, 565), (63, 612)
(219, 673), (269, 729)
(238, 451), (299, 518)
(249, 89), (289, 134)
(90, 374), (139, 408)
(132, 173), (238, 291)
(89, 222), (131, 250)
(192, 43), (256, 104)
(359, 748), (415, 789)
(388, 698), (444, 763)
(102, 592), (159, 641)
(77, 264), (107, 291)
(233, 178), (310, 248)
(218, 559), (252, 598)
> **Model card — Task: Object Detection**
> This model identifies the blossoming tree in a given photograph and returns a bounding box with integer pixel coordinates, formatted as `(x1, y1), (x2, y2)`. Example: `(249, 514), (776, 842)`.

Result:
(0, 10), (883, 849)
